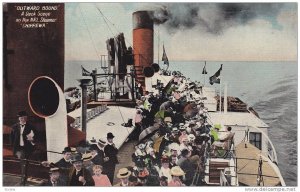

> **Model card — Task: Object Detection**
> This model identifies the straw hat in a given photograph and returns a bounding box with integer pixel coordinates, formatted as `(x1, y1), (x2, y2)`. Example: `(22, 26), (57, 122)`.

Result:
(164, 117), (172, 123)
(82, 153), (92, 161)
(98, 139), (106, 146)
(168, 143), (180, 151)
(117, 168), (131, 179)
(70, 147), (78, 154)
(49, 167), (60, 174)
(170, 166), (185, 176)
(188, 134), (196, 142)
(89, 137), (97, 144)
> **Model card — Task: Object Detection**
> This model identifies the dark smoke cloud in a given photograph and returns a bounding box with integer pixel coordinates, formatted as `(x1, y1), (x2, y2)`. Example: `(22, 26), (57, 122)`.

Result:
(149, 3), (284, 35)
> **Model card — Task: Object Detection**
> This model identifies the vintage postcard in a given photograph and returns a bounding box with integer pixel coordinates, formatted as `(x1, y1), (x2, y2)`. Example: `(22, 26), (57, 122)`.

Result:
(2, 2), (297, 190)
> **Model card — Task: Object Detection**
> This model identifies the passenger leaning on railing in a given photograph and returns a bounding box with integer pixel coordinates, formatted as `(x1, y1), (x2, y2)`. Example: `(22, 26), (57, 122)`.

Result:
(41, 147), (74, 169)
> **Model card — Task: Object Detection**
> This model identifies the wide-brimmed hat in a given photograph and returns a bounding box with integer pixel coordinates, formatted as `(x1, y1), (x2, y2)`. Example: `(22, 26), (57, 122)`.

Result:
(107, 132), (115, 139)
(164, 117), (172, 123)
(170, 166), (185, 176)
(82, 153), (92, 161)
(62, 147), (72, 154)
(17, 111), (28, 117)
(71, 154), (83, 163)
(89, 137), (97, 144)
(70, 147), (78, 154)
(49, 167), (60, 174)
(168, 143), (180, 151)
(117, 168), (131, 179)
(98, 139), (106, 145)
(188, 134), (196, 142)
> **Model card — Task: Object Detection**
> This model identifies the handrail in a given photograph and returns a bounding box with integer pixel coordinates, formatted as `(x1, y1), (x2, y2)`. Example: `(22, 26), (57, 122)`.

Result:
(220, 170), (230, 186)
(70, 104), (107, 128)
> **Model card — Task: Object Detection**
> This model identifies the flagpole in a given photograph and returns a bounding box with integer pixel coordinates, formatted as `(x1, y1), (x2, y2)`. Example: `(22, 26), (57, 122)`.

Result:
(204, 61), (206, 86)
(220, 73), (222, 113)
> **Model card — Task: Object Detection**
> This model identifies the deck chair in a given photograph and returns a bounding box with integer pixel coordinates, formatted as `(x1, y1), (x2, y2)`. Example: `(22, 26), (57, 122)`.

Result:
(215, 132), (235, 158)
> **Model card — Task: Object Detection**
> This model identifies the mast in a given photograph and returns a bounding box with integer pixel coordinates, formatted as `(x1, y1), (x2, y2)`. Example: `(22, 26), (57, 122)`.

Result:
(157, 26), (160, 65)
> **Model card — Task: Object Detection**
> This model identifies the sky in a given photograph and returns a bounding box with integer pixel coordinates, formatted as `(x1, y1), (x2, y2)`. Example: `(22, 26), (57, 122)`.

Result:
(65, 2), (297, 62)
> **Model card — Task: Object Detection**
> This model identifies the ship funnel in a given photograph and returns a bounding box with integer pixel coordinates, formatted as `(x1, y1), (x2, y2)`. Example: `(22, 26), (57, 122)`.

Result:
(28, 76), (85, 163)
(133, 11), (154, 90)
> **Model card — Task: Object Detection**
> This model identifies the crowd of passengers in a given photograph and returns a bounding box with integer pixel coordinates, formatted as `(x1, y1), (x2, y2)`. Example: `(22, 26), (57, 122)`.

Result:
(35, 71), (234, 186)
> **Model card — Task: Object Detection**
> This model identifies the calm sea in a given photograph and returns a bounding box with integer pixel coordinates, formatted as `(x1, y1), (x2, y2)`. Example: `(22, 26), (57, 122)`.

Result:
(65, 60), (297, 186)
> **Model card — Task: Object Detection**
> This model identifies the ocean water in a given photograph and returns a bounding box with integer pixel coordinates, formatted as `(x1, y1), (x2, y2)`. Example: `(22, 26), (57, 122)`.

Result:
(65, 60), (297, 186)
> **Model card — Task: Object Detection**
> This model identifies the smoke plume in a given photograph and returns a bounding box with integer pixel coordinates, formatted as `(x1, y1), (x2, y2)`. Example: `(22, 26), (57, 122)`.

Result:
(149, 3), (284, 35)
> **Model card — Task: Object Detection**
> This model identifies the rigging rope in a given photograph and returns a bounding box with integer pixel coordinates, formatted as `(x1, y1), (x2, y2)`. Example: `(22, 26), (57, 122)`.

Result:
(117, 105), (135, 146)
(95, 7), (115, 38)
(95, 4), (163, 67)
(78, 5), (101, 63)
(95, 6), (134, 50)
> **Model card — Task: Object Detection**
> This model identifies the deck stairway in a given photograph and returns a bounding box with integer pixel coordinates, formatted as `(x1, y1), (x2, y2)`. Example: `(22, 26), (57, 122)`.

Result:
(206, 160), (230, 185)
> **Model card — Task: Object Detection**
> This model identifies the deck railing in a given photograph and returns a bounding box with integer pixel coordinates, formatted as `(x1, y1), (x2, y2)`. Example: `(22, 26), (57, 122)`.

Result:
(70, 104), (107, 128)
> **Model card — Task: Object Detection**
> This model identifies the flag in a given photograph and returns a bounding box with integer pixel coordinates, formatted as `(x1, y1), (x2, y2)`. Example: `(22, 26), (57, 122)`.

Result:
(209, 64), (223, 85)
(81, 65), (91, 76)
(202, 61), (208, 74)
(161, 45), (169, 68)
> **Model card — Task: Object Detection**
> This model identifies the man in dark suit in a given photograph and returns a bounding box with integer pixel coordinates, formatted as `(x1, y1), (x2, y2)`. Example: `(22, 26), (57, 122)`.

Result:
(10, 111), (36, 159)
(41, 146), (74, 179)
(104, 132), (119, 184)
(43, 167), (67, 186)
(55, 147), (74, 169)
(90, 144), (104, 166)
(68, 154), (95, 186)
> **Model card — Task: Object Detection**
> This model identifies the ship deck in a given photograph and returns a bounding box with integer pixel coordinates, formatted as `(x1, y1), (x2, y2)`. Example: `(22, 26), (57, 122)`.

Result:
(68, 105), (136, 149)
(236, 142), (281, 186)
